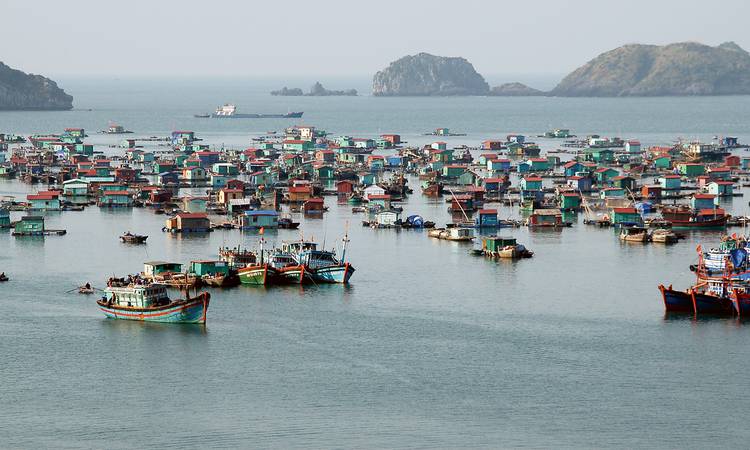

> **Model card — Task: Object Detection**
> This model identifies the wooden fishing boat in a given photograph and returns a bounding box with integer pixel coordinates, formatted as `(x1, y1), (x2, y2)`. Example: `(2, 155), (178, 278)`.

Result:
(428, 227), (475, 241)
(201, 272), (239, 288)
(479, 236), (533, 259)
(119, 232), (148, 244)
(619, 226), (649, 242)
(651, 229), (678, 244)
(421, 182), (444, 197)
(266, 250), (308, 284)
(97, 283), (210, 324)
(278, 217), (300, 229)
(661, 206), (728, 229)
(238, 263), (279, 285)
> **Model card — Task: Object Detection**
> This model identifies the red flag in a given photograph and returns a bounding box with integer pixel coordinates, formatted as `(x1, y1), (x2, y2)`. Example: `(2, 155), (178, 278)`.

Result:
(259, 227), (264, 235)
(696, 244), (702, 253)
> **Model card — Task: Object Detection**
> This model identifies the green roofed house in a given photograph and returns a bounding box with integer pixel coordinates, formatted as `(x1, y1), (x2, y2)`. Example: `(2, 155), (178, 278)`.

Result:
(190, 260), (230, 277)
(611, 207), (643, 226)
(13, 216), (45, 235)
(143, 261), (183, 277)
(653, 155), (672, 169)
(559, 192), (581, 211)
(677, 163), (705, 177)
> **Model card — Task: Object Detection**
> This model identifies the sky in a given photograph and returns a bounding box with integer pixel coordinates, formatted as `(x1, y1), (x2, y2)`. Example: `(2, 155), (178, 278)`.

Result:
(3, 0), (749, 79)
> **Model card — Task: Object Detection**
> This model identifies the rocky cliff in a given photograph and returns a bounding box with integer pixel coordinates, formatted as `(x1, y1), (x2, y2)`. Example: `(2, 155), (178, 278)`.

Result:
(372, 53), (489, 96)
(0, 62), (73, 110)
(551, 41), (750, 97)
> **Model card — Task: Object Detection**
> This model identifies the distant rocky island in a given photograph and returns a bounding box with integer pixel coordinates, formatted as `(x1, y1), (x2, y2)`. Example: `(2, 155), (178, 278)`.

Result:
(551, 41), (750, 96)
(372, 53), (489, 96)
(489, 82), (544, 97)
(0, 62), (73, 110)
(373, 42), (750, 97)
(271, 82), (357, 96)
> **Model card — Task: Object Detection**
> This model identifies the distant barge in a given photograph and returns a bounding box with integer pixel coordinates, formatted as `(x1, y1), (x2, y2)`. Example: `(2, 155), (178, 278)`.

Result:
(195, 104), (303, 119)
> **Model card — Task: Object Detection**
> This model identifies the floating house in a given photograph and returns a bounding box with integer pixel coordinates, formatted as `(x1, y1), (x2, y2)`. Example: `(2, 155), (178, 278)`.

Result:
(641, 185), (663, 202)
(373, 210), (400, 226)
(487, 158), (511, 172)
(303, 198), (326, 213)
(62, 179), (89, 196)
(212, 162), (239, 176)
(677, 163), (705, 177)
(658, 174), (681, 190)
(98, 190), (133, 207)
(13, 216), (45, 235)
(165, 213), (211, 232)
(707, 181), (734, 197)
(476, 209), (498, 227)
(143, 261), (183, 277)
(182, 197), (208, 213)
(288, 185), (313, 203)
(528, 158), (550, 171)
(527, 209), (564, 227)
(653, 155), (672, 169)
(368, 194), (391, 209)
(218, 188), (244, 206)
(364, 185), (386, 200)
(520, 176), (543, 192)
(27, 191), (61, 211)
(611, 207), (643, 226)
(599, 187), (625, 200)
(707, 166), (731, 180)
(566, 176), (592, 192)
(240, 210), (279, 229)
(594, 167), (619, 185)
(336, 180), (355, 195)
(691, 193), (717, 209)
(612, 175), (636, 191)
(189, 260), (229, 277)
(559, 192), (581, 210)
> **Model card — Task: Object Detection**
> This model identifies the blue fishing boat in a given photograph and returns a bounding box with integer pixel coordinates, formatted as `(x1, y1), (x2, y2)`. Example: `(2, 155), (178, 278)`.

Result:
(730, 290), (750, 317)
(97, 279), (210, 324)
(282, 234), (355, 284)
(658, 285), (695, 313)
(691, 288), (734, 316)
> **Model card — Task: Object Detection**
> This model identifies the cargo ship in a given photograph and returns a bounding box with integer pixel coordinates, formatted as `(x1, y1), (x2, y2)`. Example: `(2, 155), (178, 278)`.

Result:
(195, 104), (303, 119)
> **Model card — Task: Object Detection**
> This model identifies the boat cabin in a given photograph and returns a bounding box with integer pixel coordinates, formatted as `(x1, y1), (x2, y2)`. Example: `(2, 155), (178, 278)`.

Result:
(104, 284), (170, 309)
(190, 260), (229, 277)
(143, 261), (183, 277)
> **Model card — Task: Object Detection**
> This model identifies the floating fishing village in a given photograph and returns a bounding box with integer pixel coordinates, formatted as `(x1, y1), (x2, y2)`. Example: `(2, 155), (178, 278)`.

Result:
(2, 123), (750, 322)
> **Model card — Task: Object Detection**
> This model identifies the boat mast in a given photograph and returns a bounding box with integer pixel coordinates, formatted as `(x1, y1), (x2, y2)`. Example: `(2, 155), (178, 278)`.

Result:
(341, 221), (350, 263)
(447, 188), (470, 223)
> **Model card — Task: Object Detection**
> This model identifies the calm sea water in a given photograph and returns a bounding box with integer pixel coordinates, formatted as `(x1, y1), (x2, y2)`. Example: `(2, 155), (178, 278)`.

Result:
(2, 78), (750, 448)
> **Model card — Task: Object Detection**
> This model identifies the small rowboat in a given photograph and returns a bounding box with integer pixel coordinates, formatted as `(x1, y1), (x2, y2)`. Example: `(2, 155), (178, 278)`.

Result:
(120, 232), (148, 244)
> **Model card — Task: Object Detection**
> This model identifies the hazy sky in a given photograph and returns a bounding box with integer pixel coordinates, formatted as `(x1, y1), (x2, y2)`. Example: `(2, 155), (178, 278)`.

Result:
(3, 0), (749, 78)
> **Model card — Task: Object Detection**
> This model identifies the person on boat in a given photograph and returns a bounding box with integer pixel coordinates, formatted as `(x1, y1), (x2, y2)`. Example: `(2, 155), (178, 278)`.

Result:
(85, 282), (91, 290)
